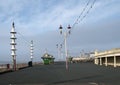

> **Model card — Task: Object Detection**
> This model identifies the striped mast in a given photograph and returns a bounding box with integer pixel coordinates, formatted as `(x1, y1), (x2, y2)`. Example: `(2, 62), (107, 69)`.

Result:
(10, 22), (17, 71)
(30, 40), (33, 62)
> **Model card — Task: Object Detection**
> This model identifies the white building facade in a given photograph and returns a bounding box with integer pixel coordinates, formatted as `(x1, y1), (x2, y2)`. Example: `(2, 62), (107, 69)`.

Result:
(94, 48), (120, 67)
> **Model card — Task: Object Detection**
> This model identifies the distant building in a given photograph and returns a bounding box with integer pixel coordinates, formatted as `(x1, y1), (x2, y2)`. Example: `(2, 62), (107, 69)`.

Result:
(41, 53), (55, 65)
(69, 52), (94, 63)
(94, 48), (120, 67)
(72, 57), (88, 63)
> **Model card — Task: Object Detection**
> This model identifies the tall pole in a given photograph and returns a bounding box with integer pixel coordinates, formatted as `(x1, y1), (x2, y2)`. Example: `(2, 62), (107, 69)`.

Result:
(56, 44), (62, 61)
(30, 40), (33, 62)
(59, 25), (71, 70)
(10, 22), (17, 71)
(60, 44), (62, 61)
(56, 44), (59, 60)
(64, 32), (68, 70)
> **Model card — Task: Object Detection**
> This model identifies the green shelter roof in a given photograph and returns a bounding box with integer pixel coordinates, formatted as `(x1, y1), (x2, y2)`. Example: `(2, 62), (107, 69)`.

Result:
(41, 53), (55, 59)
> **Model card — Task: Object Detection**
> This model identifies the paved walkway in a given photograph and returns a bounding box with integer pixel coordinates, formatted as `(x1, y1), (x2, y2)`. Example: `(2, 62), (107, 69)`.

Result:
(0, 62), (120, 85)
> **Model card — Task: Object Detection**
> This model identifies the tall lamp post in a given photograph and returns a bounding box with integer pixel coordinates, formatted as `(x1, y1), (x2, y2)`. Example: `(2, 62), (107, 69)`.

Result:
(10, 22), (17, 71)
(56, 44), (62, 61)
(59, 25), (71, 70)
(30, 40), (34, 62)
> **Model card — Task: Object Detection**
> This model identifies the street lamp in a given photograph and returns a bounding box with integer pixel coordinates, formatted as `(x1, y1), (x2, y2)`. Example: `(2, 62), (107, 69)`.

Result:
(10, 22), (17, 71)
(56, 44), (62, 61)
(59, 25), (71, 70)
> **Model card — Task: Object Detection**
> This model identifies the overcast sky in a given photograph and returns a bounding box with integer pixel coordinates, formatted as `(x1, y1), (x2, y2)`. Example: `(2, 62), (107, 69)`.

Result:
(0, 0), (120, 63)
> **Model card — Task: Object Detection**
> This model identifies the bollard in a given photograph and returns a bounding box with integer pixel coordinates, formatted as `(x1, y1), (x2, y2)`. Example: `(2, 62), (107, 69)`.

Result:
(28, 61), (32, 67)
(7, 64), (10, 69)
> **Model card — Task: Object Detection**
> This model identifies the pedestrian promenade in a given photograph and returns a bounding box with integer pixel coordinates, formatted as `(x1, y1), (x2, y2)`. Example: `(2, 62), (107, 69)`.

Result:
(0, 62), (120, 85)
(0, 63), (28, 74)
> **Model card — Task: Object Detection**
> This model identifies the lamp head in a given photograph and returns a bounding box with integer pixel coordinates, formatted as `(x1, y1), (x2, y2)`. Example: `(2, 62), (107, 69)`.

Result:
(59, 25), (63, 34)
(68, 25), (71, 34)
